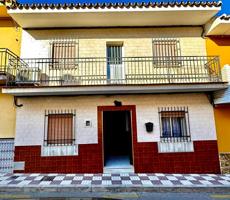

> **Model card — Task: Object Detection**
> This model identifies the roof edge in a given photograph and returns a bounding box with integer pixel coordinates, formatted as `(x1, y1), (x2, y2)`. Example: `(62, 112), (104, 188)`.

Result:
(7, 1), (222, 11)
(220, 14), (230, 21)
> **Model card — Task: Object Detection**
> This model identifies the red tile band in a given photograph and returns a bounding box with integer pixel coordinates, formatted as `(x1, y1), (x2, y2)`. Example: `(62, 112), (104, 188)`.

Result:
(14, 140), (220, 174)
(133, 140), (220, 174)
(14, 144), (103, 173)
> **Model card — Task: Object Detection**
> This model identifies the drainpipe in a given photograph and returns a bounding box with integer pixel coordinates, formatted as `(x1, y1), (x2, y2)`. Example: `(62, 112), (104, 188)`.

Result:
(201, 25), (206, 39)
(206, 92), (216, 108)
(14, 96), (23, 107)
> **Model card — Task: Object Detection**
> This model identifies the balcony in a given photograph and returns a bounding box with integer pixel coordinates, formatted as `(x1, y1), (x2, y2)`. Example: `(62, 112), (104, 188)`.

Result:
(2, 55), (227, 96)
(6, 56), (223, 85)
(0, 48), (26, 85)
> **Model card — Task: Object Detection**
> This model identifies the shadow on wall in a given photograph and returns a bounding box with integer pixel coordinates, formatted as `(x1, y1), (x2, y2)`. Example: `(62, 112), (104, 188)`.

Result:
(209, 36), (230, 46)
(26, 27), (203, 40)
(0, 20), (17, 28)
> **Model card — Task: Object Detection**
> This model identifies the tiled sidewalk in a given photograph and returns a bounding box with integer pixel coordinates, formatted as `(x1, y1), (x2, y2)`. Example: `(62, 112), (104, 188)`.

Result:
(0, 173), (230, 187)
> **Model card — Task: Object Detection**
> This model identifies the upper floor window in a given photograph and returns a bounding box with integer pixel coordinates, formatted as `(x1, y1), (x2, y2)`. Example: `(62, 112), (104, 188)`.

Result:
(106, 44), (125, 83)
(44, 110), (76, 146)
(49, 39), (79, 70)
(158, 107), (191, 142)
(107, 45), (123, 65)
(152, 38), (181, 67)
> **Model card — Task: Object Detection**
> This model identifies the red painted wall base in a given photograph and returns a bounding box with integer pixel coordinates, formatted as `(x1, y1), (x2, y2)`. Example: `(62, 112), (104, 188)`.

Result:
(14, 144), (103, 173)
(14, 141), (220, 174)
(133, 141), (220, 174)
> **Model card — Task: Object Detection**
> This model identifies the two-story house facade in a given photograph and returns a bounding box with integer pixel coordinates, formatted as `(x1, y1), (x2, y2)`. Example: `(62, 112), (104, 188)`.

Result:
(206, 14), (230, 174)
(0, 3), (21, 172)
(2, 1), (227, 173)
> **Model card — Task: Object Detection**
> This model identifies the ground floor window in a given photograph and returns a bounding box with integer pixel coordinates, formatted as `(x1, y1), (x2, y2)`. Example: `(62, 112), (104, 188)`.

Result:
(158, 107), (191, 142)
(44, 110), (76, 146)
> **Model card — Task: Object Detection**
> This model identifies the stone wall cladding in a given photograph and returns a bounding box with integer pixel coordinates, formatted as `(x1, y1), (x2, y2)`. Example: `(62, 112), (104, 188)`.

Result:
(220, 153), (230, 174)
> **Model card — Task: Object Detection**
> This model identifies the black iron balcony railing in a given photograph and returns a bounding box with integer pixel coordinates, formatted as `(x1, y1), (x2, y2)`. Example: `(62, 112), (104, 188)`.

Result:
(4, 56), (222, 86)
(0, 48), (28, 84)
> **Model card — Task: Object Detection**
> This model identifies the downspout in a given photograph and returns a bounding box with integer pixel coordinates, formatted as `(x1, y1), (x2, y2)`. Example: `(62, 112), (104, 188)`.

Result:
(206, 92), (216, 108)
(201, 25), (206, 39)
(202, 19), (213, 106)
(14, 96), (23, 107)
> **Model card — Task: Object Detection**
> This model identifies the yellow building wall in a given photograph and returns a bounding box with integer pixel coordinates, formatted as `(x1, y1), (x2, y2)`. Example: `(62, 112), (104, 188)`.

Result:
(0, 6), (21, 55)
(206, 37), (230, 153)
(214, 105), (230, 153)
(0, 91), (16, 138)
(0, 5), (21, 138)
(206, 37), (230, 68)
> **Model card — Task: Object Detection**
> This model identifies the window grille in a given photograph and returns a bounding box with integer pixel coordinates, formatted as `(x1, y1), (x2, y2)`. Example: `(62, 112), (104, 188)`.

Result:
(44, 110), (76, 146)
(152, 38), (181, 67)
(158, 107), (191, 142)
(49, 38), (79, 70)
(106, 45), (125, 83)
(107, 45), (123, 65)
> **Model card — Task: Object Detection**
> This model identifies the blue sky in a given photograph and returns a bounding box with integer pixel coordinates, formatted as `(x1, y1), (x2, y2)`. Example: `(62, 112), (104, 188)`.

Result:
(18, 0), (229, 15)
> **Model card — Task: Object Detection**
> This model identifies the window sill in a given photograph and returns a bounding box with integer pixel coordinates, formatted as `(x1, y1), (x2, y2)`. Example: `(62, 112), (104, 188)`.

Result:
(158, 141), (194, 153)
(41, 145), (78, 157)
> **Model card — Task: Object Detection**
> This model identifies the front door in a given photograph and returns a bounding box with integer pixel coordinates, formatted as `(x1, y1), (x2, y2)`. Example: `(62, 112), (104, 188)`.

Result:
(103, 110), (133, 172)
(107, 45), (125, 84)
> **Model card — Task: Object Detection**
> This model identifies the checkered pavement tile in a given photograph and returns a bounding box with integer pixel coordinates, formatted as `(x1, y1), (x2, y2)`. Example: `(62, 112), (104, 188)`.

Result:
(0, 173), (229, 187)
(71, 180), (82, 185)
(180, 180), (194, 186)
(60, 180), (73, 185)
(53, 176), (65, 181)
(102, 180), (112, 185)
(39, 181), (51, 185)
(18, 180), (32, 186)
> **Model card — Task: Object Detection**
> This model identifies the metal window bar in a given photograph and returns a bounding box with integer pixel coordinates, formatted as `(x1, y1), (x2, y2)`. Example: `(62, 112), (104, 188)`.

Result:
(107, 45), (123, 83)
(44, 109), (76, 146)
(158, 107), (191, 143)
(6, 55), (222, 86)
(152, 38), (181, 67)
(49, 38), (79, 71)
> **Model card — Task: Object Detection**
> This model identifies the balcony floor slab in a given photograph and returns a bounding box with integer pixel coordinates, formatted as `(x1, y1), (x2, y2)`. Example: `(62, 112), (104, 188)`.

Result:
(2, 83), (228, 96)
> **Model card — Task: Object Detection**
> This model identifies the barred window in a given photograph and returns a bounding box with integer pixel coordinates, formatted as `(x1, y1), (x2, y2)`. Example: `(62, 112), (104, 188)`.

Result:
(158, 107), (191, 142)
(50, 39), (79, 70)
(152, 38), (181, 67)
(44, 110), (76, 146)
(107, 45), (123, 65)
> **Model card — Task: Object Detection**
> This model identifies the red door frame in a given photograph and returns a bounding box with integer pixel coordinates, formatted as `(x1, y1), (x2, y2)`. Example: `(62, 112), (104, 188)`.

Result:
(97, 105), (137, 171)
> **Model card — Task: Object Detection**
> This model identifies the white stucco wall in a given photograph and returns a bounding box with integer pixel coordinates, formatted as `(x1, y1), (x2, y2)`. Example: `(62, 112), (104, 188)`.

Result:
(15, 93), (216, 146)
(20, 27), (207, 58)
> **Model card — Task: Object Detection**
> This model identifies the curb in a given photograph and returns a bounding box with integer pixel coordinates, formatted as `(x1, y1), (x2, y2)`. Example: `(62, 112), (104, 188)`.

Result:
(0, 185), (230, 193)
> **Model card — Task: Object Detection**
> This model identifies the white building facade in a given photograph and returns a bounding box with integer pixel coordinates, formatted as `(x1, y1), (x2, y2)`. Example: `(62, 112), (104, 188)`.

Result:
(3, 1), (227, 173)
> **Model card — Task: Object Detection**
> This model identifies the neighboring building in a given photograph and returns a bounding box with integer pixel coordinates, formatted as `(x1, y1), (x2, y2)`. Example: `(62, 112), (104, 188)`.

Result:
(205, 14), (230, 174)
(2, 1), (227, 173)
(0, 3), (21, 172)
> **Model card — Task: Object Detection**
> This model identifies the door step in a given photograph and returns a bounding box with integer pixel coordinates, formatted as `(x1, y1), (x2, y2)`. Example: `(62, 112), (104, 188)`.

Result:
(104, 166), (134, 173)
